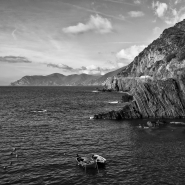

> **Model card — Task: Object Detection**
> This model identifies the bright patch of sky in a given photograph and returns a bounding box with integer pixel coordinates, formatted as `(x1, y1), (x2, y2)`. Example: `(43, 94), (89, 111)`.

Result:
(0, 0), (185, 84)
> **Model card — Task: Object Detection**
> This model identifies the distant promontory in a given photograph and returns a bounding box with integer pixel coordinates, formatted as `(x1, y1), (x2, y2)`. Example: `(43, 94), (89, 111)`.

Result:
(11, 73), (101, 86)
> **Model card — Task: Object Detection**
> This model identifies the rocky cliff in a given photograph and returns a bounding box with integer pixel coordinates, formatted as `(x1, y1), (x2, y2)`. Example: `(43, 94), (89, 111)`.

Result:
(94, 19), (185, 120)
(116, 20), (185, 79)
(94, 71), (185, 119)
(11, 73), (101, 86)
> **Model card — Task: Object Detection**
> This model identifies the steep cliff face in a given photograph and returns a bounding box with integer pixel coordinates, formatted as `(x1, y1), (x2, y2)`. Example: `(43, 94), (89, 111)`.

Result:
(94, 20), (185, 119)
(102, 20), (185, 92)
(116, 20), (185, 80)
(94, 72), (185, 119)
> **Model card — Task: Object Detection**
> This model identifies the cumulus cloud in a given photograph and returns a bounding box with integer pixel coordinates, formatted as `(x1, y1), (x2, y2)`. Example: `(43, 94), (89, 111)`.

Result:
(47, 64), (73, 70)
(164, 7), (185, 24)
(116, 45), (146, 60)
(128, 11), (144, 17)
(152, 1), (168, 17)
(47, 63), (115, 75)
(0, 56), (32, 63)
(151, 1), (185, 25)
(119, 14), (125, 20)
(62, 14), (112, 34)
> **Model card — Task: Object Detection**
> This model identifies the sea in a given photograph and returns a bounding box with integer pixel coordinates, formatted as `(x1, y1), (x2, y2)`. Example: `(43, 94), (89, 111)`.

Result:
(0, 86), (185, 185)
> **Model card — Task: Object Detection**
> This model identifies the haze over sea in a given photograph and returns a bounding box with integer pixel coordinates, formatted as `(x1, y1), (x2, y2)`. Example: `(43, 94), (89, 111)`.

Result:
(0, 86), (185, 185)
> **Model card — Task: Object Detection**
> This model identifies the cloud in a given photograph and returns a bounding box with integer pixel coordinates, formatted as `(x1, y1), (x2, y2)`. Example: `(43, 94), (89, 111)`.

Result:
(175, 0), (182, 4)
(61, 2), (132, 21)
(164, 7), (185, 24)
(62, 14), (112, 34)
(47, 63), (115, 75)
(128, 11), (145, 17)
(117, 62), (125, 68)
(152, 1), (168, 17)
(151, 1), (185, 25)
(47, 64), (73, 70)
(134, 0), (141, 4)
(101, 0), (135, 6)
(0, 56), (32, 63)
(11, 28), (17, 40)
(116, 45), (146, 60)
(153, 26), (161, 34)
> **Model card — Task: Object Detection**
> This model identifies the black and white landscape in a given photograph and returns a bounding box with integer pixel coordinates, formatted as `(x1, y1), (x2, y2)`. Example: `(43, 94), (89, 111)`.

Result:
(1, 0), (185, 185)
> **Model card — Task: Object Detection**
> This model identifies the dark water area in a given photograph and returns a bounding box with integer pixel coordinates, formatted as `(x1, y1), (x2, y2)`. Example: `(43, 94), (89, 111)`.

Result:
(0, 86), (185, 185)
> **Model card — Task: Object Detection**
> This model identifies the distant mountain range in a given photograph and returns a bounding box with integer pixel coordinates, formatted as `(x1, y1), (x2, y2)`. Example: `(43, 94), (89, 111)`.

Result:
(10, 64), (127, 86)
(12, 18), (185, 86)
(10, 73), (102, 86)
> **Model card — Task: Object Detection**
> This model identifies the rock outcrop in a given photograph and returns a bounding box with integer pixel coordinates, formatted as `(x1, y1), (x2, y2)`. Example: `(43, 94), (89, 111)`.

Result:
(116, 20), (185, 80)
(103, 19), (185, 91)
(94, 72), (185, 119)
(93, 20), (185, 120)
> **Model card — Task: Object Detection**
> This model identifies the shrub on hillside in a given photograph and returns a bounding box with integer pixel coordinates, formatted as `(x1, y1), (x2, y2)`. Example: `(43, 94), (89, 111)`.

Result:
(165, 53), (176, 63)
(177, 51), (185, 61)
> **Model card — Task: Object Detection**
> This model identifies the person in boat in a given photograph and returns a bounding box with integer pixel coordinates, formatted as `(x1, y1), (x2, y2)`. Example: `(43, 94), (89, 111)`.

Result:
(92, 154), (98, 161)
(76, 154), (84, 162)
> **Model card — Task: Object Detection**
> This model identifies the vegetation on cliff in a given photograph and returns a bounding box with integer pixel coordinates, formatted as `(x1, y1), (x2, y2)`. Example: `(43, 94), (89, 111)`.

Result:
(116, 20), (185, 79)
(94, 19), (185, 120)
(94, 72), (185, 119)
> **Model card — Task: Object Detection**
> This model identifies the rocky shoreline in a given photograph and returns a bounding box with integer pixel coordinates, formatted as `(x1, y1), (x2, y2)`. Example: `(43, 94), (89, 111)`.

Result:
(92, 20), (185, 121)
(93, 72), (185, 120)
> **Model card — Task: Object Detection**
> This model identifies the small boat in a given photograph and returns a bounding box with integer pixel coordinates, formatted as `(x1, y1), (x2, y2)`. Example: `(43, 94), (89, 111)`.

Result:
(108, 101), (119, 104)
(91, 154), (106, 167)
(76, 155), (97, 169)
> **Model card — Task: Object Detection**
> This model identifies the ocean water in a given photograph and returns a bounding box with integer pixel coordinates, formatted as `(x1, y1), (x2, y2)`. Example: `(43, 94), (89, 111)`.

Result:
(0, 86), (185, 185)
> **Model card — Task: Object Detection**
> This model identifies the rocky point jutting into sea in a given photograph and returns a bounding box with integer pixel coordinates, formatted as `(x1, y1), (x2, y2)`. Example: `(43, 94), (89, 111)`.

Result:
(94, 19), (185, 120)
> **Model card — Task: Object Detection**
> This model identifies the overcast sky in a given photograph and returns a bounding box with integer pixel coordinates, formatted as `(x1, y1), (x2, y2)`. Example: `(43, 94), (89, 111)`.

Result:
(0, 0), (185, 85)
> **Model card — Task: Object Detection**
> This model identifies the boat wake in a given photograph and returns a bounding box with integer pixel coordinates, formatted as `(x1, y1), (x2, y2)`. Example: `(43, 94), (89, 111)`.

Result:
(31, 109), (47, 113)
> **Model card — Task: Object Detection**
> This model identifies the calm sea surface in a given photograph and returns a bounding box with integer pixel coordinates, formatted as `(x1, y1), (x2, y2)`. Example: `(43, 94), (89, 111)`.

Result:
(0, 86), (185, 185)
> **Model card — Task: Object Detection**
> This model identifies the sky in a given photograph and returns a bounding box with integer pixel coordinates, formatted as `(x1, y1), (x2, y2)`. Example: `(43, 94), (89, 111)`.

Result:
(0, 0), (185, 85)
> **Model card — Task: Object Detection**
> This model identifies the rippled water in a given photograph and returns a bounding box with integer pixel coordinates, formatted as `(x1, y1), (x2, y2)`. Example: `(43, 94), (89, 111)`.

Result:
(0, 86), (185, 185)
